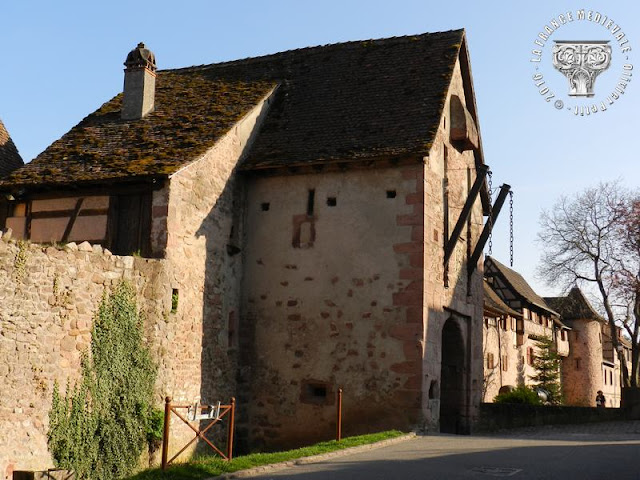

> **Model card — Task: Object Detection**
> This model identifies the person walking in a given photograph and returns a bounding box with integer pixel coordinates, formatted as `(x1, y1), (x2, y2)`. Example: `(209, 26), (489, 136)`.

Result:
(596, 390), (606, 408)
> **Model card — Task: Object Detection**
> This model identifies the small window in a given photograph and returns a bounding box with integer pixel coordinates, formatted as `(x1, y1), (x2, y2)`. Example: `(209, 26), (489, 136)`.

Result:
(486, 353), (495, 369)
(502, 355), (508, 371)
(326, 197), (337, 207)
(527, 347), (534, 366)
(300, 381), (332, 405)
(261, 202), (270, 211)
(428, 380), (438, 399)
(171, 289), (179, 313)
(575, 358), (581, 370)
(307, 189), (316, 216)
(386, 190), (397, 199)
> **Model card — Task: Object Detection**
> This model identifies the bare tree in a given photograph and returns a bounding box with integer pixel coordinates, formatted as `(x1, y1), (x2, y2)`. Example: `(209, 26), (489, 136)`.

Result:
(614, 198), (640, 385)
(537, 182), (638, 387)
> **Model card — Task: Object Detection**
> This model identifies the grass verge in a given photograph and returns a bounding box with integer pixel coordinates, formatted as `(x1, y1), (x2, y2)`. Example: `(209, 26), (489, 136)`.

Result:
(127, 430), (406, 480)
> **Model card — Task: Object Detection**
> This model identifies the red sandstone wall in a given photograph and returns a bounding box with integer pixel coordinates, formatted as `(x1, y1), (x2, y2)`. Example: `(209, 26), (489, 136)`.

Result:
(240, 165), (424, 450)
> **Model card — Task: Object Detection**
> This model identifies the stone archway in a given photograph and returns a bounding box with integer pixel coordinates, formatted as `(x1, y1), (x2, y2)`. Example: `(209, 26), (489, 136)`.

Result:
(440, 318), (466, 433)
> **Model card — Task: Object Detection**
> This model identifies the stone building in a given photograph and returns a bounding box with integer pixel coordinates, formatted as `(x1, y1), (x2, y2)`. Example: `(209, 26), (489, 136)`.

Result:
(546, 288), (633, 408)
(0, 29), (503, 475)
(483, 259), (632, 407)
(482, 256), (570, 402)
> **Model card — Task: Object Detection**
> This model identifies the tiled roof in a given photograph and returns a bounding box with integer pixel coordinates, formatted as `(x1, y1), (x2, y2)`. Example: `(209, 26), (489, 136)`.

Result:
(0, 118), (23, 178)
(484, 280), (522, 318)
(485, 256), (558, 316)
(0, 29), (464, 189)
(0, 75), (275, 189)
(544, 287), (604, 323)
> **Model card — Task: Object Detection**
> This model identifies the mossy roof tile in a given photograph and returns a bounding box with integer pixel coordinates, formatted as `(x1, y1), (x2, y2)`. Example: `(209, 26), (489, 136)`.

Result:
(0, 118), (24, 178)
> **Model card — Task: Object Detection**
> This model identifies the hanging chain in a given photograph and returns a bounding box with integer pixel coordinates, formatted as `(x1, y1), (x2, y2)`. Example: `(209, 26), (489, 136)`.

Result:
(487, 170), (493, 256)
(509, 191), (514, 267)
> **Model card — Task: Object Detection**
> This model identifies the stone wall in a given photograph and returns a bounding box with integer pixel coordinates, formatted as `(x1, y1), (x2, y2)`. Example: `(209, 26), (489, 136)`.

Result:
(0, 88), (275, 478)
(476, 402), (626, 432)
(0, 236), (171, 480)
(241, 165), (423, 450)
(421, 55), (484, 433)
(158, 87), (275, 407)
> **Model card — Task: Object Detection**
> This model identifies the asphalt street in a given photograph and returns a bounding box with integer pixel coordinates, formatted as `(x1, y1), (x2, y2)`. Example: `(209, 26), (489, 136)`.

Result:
(245, 421), (640, 480)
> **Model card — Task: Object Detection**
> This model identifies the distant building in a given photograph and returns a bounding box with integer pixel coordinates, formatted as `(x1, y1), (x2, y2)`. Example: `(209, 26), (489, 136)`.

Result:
(483, 257), (569, 402)
(546, 289), (632, 407)
(483, 257), (632, 407)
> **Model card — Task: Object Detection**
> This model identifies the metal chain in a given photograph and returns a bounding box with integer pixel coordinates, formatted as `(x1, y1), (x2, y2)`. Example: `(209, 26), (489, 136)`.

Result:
(487, 170), (493, 256)
(509, 191), (514, 267)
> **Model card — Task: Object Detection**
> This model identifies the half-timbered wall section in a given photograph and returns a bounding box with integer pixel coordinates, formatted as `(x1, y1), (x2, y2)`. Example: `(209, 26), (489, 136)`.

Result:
(482, 257), (570, 401)
(2, 189), (154, 256)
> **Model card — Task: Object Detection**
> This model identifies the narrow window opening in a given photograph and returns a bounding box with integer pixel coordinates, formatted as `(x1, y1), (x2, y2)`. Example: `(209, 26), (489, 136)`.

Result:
(428, 380), (438, 399)
(307, 189), (315, 216)
(228, 311), (236, 348)
(311, 385), (327, 398)
(386, 190), (396, 199)
(326, 197), (337, 207)
(301, 381), (331, 404)
(171, 289), (179, 313)
(261, 202), (270, 211)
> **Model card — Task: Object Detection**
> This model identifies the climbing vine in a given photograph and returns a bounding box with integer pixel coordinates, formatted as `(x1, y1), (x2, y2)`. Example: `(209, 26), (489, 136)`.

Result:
(13, 240), (29, 282)
(48, 281), (157, 479)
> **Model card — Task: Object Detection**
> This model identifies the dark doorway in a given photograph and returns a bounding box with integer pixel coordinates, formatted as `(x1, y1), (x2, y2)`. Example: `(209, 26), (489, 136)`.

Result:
(440, 319), (465, 433)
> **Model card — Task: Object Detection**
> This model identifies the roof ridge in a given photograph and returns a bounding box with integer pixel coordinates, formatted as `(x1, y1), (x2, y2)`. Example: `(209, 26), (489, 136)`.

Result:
(161, 29), (465, 74)
(486, 256), (558, 315)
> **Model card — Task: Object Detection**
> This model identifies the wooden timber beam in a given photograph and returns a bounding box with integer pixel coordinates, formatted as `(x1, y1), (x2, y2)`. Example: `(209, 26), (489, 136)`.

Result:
(468, 184), (511, 275)
(444, 164), (489, 266)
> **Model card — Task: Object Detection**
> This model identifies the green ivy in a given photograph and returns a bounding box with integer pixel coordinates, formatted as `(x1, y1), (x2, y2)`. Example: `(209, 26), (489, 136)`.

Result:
(13, 239), (29, 282)
(48, 281), (157, 479)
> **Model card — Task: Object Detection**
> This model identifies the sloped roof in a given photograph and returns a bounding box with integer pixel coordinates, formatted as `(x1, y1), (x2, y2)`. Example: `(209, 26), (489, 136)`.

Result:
(0, 118), (24, 178)
(485, 256), (558, 316)
(0, 75), (275, 189)
(544, 287), (604, 323)
(602, 327), (632, 349)
(0, 29), (465, 190)
(484, 279), (522, 318)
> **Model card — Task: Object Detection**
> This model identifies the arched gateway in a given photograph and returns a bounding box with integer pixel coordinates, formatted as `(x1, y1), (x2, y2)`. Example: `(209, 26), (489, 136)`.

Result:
(440, 318), (467, 433)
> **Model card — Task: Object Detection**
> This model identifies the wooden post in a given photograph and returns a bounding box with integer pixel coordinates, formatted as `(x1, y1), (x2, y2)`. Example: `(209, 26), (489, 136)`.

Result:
(161, 396), (171, 470)
(336, 388), (343, 442)
(227, 397), (236, 461)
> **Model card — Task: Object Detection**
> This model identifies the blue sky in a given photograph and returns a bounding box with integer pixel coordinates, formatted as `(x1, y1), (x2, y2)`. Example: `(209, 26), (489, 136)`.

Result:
(0, 0), (637, 295)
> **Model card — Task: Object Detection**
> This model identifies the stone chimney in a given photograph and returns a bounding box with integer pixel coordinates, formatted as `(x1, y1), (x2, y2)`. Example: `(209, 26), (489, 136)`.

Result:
(122, 42), (157, 120)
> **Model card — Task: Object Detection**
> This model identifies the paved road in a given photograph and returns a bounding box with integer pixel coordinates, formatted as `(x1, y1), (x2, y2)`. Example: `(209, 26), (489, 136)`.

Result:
(247, 421), (640, 480)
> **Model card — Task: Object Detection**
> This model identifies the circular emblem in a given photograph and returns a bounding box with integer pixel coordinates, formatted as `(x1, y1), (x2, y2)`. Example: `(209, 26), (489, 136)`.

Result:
(530, 10), (633, 116)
